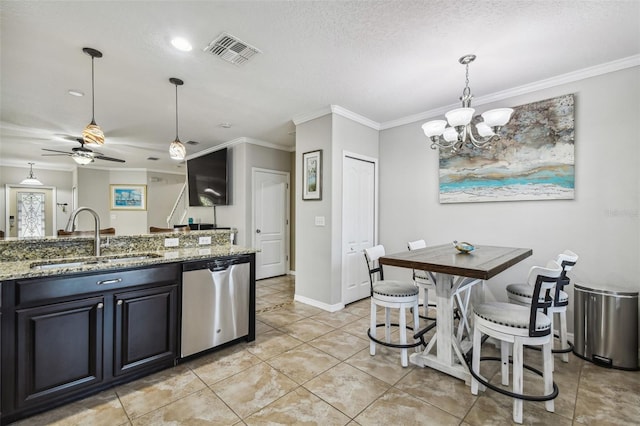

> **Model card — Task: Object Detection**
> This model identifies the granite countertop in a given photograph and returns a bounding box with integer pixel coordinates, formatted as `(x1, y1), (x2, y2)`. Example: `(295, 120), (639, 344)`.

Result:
(0, 245), (257, 281)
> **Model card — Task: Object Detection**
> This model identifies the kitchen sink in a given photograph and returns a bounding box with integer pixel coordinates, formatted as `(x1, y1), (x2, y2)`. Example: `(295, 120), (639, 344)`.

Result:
(30, 253), (163, 270)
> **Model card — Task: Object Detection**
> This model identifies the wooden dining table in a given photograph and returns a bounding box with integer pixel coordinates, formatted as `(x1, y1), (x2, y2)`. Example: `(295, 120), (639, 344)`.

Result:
(379, 244), (532, 383)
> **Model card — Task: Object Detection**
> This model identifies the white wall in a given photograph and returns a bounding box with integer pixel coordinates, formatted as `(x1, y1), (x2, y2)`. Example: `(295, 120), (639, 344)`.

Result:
(379, 66), (640, 334)
(295, 112), (379, 308)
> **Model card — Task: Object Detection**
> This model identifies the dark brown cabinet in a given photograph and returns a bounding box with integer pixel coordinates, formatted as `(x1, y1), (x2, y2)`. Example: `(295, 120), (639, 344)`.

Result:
(15, 296), (104, 408)
(113, 284), (178, 376)
(1, 263), (181, 424)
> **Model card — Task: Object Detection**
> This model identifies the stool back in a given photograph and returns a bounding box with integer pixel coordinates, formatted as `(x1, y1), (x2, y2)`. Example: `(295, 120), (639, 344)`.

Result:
(528, 260), (563, 337)
(407, 239), (428, 281)
(554, 250), (578, 306)
(364, 245), (386, 294)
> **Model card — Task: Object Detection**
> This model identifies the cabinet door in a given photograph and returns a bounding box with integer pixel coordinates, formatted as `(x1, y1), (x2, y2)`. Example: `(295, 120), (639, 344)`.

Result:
(113, 284), (177, 376)
(15, 296), (104, 408)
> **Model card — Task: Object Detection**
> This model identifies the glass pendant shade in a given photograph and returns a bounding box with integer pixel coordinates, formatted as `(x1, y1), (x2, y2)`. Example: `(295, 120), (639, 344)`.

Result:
(442, 126), (459, 142)
(73, 153), (94, 165)
(20, 163), (43, 185)
(82, 122), (104, 145)
(169, 139), (186, 160)
(422, 120), (447, 138)
(445, 107), (475, 127)
(481, 108), (514, 127)
(476, 122), (495, 137)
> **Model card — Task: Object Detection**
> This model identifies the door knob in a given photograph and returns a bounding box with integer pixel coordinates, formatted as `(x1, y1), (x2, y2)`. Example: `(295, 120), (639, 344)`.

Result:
(256, 229), (261, 234)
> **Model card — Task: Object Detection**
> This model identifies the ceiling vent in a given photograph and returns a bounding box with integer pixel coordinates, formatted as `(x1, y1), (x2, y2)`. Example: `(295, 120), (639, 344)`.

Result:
(186, 140), (200, 146)
(204, 32), (261, 65)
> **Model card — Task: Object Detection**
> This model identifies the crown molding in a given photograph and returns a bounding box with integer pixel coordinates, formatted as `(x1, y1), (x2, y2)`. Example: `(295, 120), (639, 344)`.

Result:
(0, 160), (75, 172)
(380, 54), (640, 130)
(186, 136), (293, 160)
(292, 106), (332, 126)
(330, 105), (380, 130)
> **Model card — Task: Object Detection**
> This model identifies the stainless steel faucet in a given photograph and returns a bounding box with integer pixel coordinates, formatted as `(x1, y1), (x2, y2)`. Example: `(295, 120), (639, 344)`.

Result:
(65, 207), (102, 256)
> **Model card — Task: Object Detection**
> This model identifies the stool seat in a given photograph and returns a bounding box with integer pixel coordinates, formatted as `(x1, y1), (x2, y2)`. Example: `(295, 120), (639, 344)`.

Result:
(474, 302), (551, 332)
(373, 281), (419, 298)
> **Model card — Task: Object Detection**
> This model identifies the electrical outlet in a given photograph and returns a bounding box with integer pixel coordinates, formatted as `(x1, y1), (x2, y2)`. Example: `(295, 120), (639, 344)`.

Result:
(164, 237), (179, 247)
(198, 236), (212, 245)
(315, 216), (325, 226)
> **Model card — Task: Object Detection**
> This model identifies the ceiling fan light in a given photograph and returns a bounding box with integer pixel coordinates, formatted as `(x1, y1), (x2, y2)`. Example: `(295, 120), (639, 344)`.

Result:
(82, 122), (104, 145)
(481, 108), (514, 127)
(72, 152), (95, 165)
(169, 139), (186, 160)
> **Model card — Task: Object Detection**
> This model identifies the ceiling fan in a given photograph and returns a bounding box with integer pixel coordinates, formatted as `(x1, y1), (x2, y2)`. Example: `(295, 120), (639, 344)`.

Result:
(42, 138), (125, 164)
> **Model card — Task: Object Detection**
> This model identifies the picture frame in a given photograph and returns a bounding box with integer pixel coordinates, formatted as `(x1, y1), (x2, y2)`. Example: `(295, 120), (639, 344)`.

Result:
(302, 150), (322, 200)
(110, 184), (147, 210)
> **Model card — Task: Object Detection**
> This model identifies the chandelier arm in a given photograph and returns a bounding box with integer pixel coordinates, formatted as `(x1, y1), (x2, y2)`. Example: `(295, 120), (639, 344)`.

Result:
(466, 124), (499, 148)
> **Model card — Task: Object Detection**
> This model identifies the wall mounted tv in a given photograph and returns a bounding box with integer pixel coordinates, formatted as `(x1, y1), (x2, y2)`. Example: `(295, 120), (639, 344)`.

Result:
(187, 147), (229, 206)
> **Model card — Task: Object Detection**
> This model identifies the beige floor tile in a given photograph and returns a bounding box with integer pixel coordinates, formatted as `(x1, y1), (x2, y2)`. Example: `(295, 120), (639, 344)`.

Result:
(244, 387), (350, 425)
(267, 343), (340, 384)
(258, 308), (308, 328)
(308, 329), (369, 361)
(246, 328), (304, 360)
(355, 387), (461, 425)
(303, 363), (390, 418)
(280, 301), (326, 318)
(346, 346), (415, 385)
(311, 310), (363, 329)
(211, 362), (298, 419)
(131, 388), (240, 425)
(189, 346), (263, 385)
(339, 315), (371, 338)
(255, 319), (274, 334)
(279, 317), (335, 342)
(343, 299), (371, 318)
(10, 390), (129, 426)
(115, 364), (206, 419)
(395, 366), (477, 418)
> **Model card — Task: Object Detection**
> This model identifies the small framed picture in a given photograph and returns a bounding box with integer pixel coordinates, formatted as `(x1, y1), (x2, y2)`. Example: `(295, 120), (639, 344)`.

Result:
(110, 184), (147, 211)
(302, 150), (322, 200)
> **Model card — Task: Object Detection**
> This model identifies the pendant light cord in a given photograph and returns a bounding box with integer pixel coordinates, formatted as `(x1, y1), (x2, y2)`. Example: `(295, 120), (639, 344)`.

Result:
(175, 83), (180, 141)
(91, 55), (95, 124)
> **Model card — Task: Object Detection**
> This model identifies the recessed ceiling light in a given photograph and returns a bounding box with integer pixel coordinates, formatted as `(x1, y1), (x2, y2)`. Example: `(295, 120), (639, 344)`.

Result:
(68, 89), (84, 97)
(171, 37), (192, 52)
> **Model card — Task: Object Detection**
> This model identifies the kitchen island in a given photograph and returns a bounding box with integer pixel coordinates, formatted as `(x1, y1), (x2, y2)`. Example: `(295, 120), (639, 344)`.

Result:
(0, 230), (256, 425)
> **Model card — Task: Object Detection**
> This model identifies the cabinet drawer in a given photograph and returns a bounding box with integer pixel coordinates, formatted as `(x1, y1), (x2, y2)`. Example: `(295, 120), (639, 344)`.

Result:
(16, 263), (181, 305)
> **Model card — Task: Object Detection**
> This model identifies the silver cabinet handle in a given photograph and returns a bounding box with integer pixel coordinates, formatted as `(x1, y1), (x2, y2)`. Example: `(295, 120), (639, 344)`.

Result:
(117, 300), (123, 306)
(97, 302), (104, 309)
(97, 278), (122, 285)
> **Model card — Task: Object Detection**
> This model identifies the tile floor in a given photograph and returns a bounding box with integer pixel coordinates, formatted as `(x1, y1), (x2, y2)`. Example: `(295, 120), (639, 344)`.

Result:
(12, 275), (640, 425)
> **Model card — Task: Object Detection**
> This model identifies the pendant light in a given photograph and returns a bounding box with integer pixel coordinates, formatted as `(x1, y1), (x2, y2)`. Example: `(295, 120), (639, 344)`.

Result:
(169, 77), (186, 160)
(81, 47), (105, 145)
(20, 163), (43, 185)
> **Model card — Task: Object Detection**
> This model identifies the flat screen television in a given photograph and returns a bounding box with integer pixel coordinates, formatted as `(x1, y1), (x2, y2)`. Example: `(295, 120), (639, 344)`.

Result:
(187, 148), (229, 206)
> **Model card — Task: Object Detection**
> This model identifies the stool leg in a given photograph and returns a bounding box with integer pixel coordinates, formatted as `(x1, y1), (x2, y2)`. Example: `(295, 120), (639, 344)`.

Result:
(399, 305), (408, 367)
(501, 341), (510, 386)
(370, 299), (377, 356)
(512, 339), (524, 424)
(543, 338), (555, 413)
(385, 307), (391, 343)
(413, 299), (420, 353)
(559, 310), (569, 363)
(471, 324), (482, 395)
(549, 313), (555, 372)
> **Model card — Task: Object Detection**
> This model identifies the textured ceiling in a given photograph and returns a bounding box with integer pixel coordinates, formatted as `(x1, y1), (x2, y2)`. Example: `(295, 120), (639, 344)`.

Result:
(1, 1), (639, 171)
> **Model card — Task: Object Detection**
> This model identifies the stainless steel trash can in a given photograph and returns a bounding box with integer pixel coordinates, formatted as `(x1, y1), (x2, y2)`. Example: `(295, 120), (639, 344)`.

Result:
(574, 284), (638, 370)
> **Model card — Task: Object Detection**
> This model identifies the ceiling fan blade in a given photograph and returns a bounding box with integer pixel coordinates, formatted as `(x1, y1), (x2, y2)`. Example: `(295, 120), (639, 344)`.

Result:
(42, 153), (72, 157)
(42, 148), (72, 154)
(95, 155), (126, 163)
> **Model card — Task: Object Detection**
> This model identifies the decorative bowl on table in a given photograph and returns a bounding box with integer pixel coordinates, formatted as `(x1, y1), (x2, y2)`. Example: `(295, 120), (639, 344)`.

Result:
(453, 240), (475, 253)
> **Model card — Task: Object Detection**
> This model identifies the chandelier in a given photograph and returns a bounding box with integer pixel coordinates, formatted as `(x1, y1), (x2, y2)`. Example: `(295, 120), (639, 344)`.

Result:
(20, 162), (43, 185)
(422, 54), (513, 152)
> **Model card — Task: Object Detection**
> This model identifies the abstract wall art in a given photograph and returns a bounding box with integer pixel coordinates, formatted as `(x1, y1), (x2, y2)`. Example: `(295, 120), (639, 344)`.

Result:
(439, 94), (575, 203)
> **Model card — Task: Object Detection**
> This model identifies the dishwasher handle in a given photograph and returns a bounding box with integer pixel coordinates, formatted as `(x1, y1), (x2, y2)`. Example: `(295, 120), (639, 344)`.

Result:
(183, 255), (251, 272)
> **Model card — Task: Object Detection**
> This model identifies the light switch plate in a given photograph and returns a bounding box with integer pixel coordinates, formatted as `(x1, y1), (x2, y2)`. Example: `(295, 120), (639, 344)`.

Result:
(198, 236), (212, 245)
(164, 237), (179, 247)
(315, 216), (325, 226)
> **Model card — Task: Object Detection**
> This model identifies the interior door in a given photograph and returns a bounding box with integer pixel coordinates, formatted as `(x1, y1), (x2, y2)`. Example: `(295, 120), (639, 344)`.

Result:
(342, 155), (376, 304)
(253, 169), (289, 279)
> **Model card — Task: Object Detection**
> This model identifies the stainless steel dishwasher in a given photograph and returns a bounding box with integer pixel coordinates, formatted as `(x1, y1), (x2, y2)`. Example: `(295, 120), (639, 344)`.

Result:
(181, 255), (251, 358)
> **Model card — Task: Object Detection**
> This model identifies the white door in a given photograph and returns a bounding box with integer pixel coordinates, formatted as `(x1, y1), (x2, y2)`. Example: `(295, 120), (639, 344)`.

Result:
(342, 155), (376, 304)
(253, 169), (289, 279)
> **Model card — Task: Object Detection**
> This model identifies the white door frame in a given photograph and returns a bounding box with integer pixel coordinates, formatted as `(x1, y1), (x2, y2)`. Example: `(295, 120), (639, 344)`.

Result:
(342, 151), (379, 304)
(251, 167), (291, 275)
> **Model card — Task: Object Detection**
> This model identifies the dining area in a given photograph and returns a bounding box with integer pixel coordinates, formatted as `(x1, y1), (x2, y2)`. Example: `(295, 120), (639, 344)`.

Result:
(361, 239), (637, 423)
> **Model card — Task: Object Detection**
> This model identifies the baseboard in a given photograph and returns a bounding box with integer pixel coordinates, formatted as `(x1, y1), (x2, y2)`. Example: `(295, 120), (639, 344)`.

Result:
(288, 270), (296, 276)
(294, 294), (344, 312)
